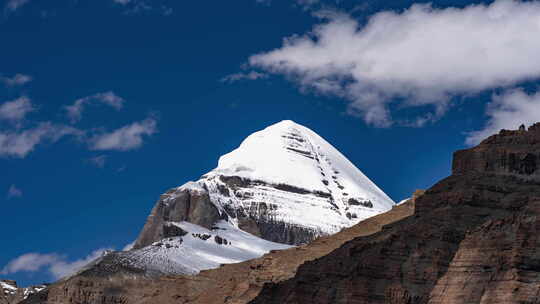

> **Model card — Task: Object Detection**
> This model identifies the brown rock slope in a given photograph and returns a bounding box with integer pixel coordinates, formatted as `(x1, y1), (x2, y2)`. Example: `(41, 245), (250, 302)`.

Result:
(21, 199), (414, 304)
(251, 124), (540, 304)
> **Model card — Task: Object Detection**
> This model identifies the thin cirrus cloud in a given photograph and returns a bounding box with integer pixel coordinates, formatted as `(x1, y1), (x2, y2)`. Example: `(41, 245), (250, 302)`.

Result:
(89, 116), (158, 151)
(0, 96), (35, 122)
(64, 91), (125, 124)
(220, 71), (268, 83)
(247, 0), (540, 129)
(0, 249), (111, 280)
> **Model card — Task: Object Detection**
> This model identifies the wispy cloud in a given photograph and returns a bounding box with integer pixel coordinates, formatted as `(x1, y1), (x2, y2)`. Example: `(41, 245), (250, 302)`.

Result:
(1, 74), (32, 87)
(1, 249), (111, 280)
(248, 0), (540, 127)
(0, 123), (81, 158)
(221, 71), (268, 83)
(65, 91), (125, 123)
(7, 184), (22, 199)
(87, 155), (107, 168)
(112, 0), (173, 16)
(0, 97), (35, 123)
(89, 116), (157, 151)
(466, 89), (540, 145)
(4, 0), (30, 12)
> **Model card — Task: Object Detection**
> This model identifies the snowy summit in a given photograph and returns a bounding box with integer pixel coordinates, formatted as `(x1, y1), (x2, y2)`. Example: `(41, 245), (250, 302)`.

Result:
(80, 120), (395, 277)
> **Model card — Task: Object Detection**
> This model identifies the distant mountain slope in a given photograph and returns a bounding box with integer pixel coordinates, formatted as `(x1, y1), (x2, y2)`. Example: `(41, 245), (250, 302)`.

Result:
(1, 281), (46, 304)
(21, 197), (414, 304)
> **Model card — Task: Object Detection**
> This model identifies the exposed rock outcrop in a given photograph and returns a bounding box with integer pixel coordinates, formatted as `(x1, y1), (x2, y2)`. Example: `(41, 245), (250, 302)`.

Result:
(251, 124), (540, 304)
(133, 184), (221, 249)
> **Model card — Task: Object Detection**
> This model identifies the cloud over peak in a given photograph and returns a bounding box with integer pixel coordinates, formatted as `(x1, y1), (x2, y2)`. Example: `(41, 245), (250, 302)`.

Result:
(248, 0), (540, 127)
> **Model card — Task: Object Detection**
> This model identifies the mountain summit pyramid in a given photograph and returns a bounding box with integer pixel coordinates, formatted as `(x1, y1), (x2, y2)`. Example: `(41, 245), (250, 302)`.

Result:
(54, 120), (396, 279)
(134, 119), (395, 248)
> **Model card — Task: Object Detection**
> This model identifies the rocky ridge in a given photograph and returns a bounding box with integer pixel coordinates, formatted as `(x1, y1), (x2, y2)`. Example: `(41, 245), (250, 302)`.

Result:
(250, 123), (540, 304)
(18, 198), (414, 304)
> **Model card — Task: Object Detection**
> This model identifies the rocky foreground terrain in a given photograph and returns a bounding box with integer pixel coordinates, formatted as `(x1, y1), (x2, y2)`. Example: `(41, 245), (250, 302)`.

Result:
(17, 199), (414, 304)
(251, 124), (540, 303)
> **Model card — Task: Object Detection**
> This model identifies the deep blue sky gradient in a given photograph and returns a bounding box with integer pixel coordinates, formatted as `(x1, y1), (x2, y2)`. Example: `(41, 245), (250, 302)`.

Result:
(0, 0), (503, 286)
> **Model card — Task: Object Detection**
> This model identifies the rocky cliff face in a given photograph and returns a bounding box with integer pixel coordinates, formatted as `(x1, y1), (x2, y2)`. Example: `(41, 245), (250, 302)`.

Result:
(250, 124), (540, 304)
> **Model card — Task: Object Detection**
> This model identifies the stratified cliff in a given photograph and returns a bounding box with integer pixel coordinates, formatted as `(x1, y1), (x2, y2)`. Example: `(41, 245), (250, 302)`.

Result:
(251, 123), (540, 304)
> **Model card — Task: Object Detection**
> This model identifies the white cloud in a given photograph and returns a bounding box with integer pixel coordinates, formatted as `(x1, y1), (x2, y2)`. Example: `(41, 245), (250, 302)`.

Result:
(87, 155), (107, 168)
(0, 253), (59, 274)
(7, 184), (22, 199)
(0, 97), (35, 122)
(0, 123), (80, 158)
(65, 91), (125, 123)
(1, 249), (110, 280)
(466, 89), (540, 145)
(47, 249), (109, 279)
(221, 71), (269, 83)
(113, 0), (132, 4)
(1, 74), (32, 86)
(249, 0), (540, 127)
(5, 0), (30, 12)
(89, 116), (157, 151)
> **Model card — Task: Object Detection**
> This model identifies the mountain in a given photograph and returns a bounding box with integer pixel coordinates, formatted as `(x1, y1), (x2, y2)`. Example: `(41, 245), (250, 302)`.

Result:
(1, 281), (46, 304)
(22, 122), (540, 304)
(50, 120), (395, 279)
(250, 123), (540, 304)
(134, 120), (394, 249)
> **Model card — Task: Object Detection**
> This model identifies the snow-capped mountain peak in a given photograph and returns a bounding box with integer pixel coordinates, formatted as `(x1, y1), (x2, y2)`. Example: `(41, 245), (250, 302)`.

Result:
(215, 120), (394, 212)
(85, 120), (395, 278)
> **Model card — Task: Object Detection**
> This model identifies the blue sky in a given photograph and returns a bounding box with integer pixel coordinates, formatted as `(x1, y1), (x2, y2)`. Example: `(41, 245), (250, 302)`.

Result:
(2, 0), (540, 286)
